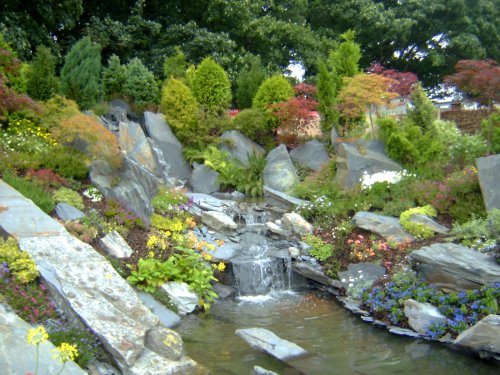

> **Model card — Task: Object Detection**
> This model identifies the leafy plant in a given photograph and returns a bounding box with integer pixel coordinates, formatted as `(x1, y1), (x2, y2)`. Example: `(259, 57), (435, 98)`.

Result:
(64, 221), (98, 243)
(303, 234), (333, 262)
(2, 172), (55, 213)
(26, 168), (67, 188)
(151, 188), (190, 215)
(53, 187), (84, 210)
(0, 237), (39, 283)
(38, 147), (89, 179)
(400, 205), (437, 239)
(48, 325), (101, 367)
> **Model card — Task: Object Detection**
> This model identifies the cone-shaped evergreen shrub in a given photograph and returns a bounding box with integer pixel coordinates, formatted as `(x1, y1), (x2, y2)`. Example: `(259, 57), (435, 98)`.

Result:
(102, 54), (127, 100)
(124, 58), (159, 109)
(26, 45), (59, 101)
(192, 57), (231, 115)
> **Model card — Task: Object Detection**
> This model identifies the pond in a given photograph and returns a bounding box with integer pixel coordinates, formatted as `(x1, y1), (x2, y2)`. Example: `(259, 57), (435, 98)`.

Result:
(177, 290), (499, 375)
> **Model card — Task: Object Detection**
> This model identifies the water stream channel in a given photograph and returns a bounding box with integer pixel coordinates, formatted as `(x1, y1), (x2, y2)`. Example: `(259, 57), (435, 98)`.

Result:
(178, 202), (499, 375)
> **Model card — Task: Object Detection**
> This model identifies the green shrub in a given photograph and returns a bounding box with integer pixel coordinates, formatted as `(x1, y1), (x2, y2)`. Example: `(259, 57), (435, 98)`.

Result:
(231, 108), (274, 149)
(39, 147), (89, 179)
(26, 45), (59, 101)
(192, 57), (231, 115)
(102, 54), (127, 100)
(60, 37), (102, 109)
(64, 221), (98, 243)
(407, 84), (436, 132)
(481, 111), (500, 155)
(400, 205), (437, 239)
(303, 234), (333, 262)
(53, 187), (84, 210)
(2, 173), (55, 213)
(0, 237), (39, 283)
(253, 75), (294, 111)
(152, 188), (189, 215)
(448, 209), (500, 254)
(160, 78), (202, 147)
(124, 58), (159, 109)
(163, 47), (188, 80)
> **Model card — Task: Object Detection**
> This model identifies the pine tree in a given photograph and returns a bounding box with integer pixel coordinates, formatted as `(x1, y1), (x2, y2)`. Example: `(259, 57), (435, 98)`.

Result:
(327, 30), (361, 91)
(102, 55), (127, 100)
(60, 37), (102, 109)
(192, 57), (231, 115)
(163, 47), (188, 80)
(236, 56), (267, 109)
(26, 45), (59, 101)
(123, 58), (159, 109)
(316, 60), (338, 132)
(408, 83), (436, 132)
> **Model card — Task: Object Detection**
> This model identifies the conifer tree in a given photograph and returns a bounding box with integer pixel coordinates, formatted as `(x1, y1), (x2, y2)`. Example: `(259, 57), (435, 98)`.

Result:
(408, 83), (436, 132)
(192, 57), (231, 115)
(163, 47), (188, 80)
(236, 56), (267, 109)
(123, 58), (159, 109)
(102, 54), (127, 100)
(316, 60), (338, 132)
(60, 37), (102, 109)
(26, 45), (59, 101)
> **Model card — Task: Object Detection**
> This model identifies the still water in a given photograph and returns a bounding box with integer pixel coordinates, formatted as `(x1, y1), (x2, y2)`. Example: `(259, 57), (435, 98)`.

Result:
(177, 291), (499, 375)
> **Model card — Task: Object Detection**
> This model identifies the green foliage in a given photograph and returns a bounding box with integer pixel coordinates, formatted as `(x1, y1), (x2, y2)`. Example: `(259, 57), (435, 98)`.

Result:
(303, 234), (333, 262)
(150, 214), (187, 232)
(163, 47), (188, 80)
(26, 45), (59, 101)
(236, 56), (267, 109)
(102, 54), (127, 100)
(52, 187), (84, 210)
(408, 84), (436, 132)
(316, 60), (338, 133)
(160, 78), (202, 147)
(434, 120), (487, 166)
(38, 147), (89, 179)
(60, 37), (102, 109)
(481, 111), (500, 154)
(327, 30), (361, 91)
(128, 247), (218, 305)
(124, 58), (159, 109)
(400, 205), (437, 239)
(48, 326), (101, 367)
(2, 172), (55, 213)
(64, 220), (98, 243)
(192, 57), (232, 115)
(151, 188), (189, 215)
(233, 152), (266, 197)
(0, 237), (39, 283)
(448, 209), (500, 254)
(230, 108), (273, 149)
(252, 75), (294, 110)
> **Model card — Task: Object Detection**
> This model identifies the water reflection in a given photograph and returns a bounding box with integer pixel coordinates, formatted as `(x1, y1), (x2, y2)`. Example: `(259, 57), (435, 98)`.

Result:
(177, 292), (499, 375)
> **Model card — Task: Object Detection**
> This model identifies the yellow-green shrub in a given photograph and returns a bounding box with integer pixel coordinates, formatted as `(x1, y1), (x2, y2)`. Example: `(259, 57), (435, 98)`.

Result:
(400, 205), (437, 239)
(53, 187), (84, 210)
(0, 238), (39, 283)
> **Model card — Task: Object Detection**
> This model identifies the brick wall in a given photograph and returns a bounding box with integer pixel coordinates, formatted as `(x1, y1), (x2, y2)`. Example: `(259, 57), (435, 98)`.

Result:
(440, 108), (495, 134)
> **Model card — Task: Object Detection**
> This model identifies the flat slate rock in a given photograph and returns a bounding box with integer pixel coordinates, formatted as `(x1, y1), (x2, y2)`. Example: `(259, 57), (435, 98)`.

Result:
(137, 291), (181, 328)
(292, 261), (336, 287)
(55, 202), (85, 221)
(352, 211), (414, 245)
(219, 130), (265, 167)
(476, 154), (500, 211)
(0, 304), (86, 375)
(235, 327), (307, 361)
(410, 242), (500, 291)
(263, 144), (299, 194)
(189, 162), (220, 194)
(100, 230), (134, 258)
(454, 314), (500, 356)
(289, 140), (329, 171)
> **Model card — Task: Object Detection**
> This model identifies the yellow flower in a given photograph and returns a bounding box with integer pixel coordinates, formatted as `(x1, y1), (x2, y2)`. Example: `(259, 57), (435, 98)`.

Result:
(28, 326), (48, 346)
(52, 342), (78, 363)
(215, 239), (225, 246)
(217, 262), (226, 272)
(148, 251), (155, 258)
(202, 252), (212, 261)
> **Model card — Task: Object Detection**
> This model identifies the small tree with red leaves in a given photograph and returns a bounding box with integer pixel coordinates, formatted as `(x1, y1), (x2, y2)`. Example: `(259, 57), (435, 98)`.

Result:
(444, 59), (500, 106)
(367, 63), (418, 97)
(271, 83), (318, 148)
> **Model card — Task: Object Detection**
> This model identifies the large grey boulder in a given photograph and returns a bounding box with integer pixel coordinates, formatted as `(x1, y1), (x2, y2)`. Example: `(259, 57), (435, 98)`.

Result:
(404, 299), (447, 335)
(219, 130), (265, 167)
(0, 304), (86, 375)
(338, 263), (385, 299)
(137, 291), (181, 328)
(189, 162), (220, 194)
(289, 140), (329, 171)
(119, 121), (160, 175)
(263, 144), (299, 194)
(352, 211), (415, 245)
(144, 112), (191, 181)
(55, 202), (85, 222)
(281, 212), (313, 236)
(292, 261), (336, 287)
(127, 348), (204, 375)
(202, 211), (237, 231)
(454, 315), (500, 357)
(410, 243), (500, 291)
(235, 328), (307, 361)
(476, 154), (500, 211)
(160, 282), (199, 315)
(100, 230), (134, 258)
(335, 141), (402, 188)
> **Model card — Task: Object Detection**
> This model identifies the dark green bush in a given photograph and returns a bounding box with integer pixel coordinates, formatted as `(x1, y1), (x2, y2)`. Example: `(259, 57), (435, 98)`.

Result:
(39, 147), (89, 179)
(231, 108), (273, 149)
